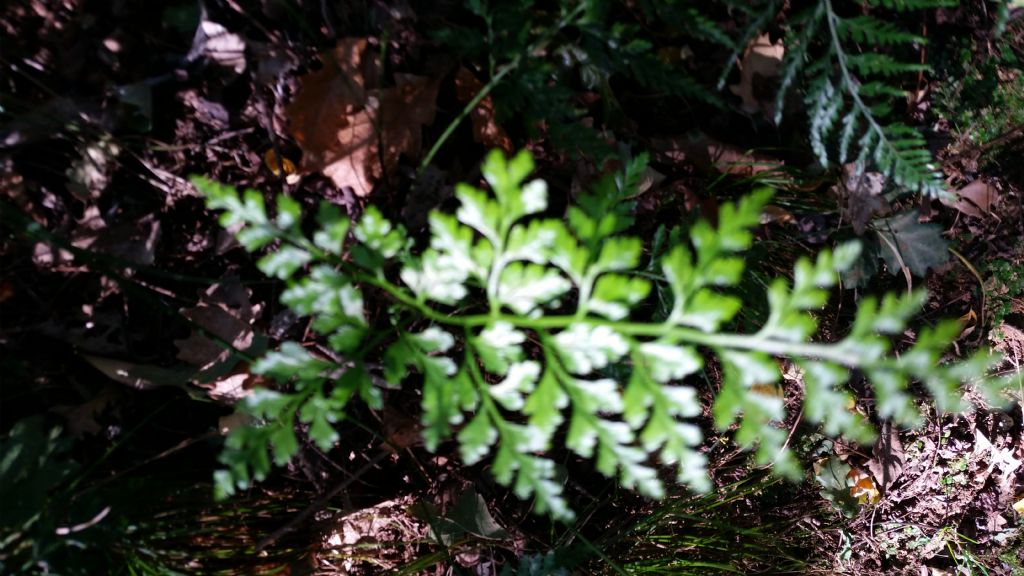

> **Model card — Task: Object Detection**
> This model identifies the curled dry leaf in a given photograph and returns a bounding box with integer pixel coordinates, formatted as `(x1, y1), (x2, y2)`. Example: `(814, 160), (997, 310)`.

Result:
(175, 277), (264, 389)
(189, 20), (246, 74)
(454, 66), (512, 152)
(832, 163), (888, 235)
(947, 179), (997, 219)
(203, 368), (269, 404)
(728, 33), (784, 117)
(866, 422), (905, 491)
(847, 467), (881, 506)
(286, 38), (440, 196)
(760, 205), (795, 225)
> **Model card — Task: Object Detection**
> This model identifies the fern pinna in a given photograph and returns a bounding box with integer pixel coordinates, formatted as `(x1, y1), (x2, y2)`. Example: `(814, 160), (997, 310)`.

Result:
(769, 0), (951, 197)
(193, 149), (1011, 520)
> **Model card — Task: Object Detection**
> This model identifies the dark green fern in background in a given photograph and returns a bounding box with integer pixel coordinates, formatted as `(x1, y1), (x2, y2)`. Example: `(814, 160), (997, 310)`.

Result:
(438, 0), (965, 195)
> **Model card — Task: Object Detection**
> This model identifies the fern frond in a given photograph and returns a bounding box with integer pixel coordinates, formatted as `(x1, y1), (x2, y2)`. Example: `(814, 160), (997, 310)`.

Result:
(773, 3), (826, 124)
(777, 0), (948, 198)
(845, 53), (929, 77)
(838, 16), (926, 44)
(195, 149), (1012, 520)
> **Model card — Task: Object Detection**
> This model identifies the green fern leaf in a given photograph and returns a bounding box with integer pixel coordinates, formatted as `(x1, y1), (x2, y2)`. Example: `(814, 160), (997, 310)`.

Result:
(195, 149), (1011, 521)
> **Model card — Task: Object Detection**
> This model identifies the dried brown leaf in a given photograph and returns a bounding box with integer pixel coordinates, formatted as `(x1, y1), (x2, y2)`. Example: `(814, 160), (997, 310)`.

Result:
(287, 38), (439, 196)
(287, 38), (373, 193)
(832, 163), (888, 235)
(379, 73), (441, 167)
(51, 385), (120, 437)
(454, 66), (512, 152)
(82, 354), (195, 391)
(867, 422), (905, 491)
(728, 34), (784, 117)
(951, 179), (997, 218)
(199, 367), (269, 404)
(175, 278), (262, 386)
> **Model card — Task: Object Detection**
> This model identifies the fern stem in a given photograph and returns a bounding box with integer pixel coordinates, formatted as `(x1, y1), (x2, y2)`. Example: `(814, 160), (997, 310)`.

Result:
(823, 0), (887, 167)
(263, 225), (868, 370)
(356, 268), (866, 366)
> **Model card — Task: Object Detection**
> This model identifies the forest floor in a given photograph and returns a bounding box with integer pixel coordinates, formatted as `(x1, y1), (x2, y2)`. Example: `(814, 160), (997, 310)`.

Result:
(1, 1), (1023, 575)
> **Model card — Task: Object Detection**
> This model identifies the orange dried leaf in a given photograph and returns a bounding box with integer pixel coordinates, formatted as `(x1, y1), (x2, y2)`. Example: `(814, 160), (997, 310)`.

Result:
(750, 383), (784, 399)
(264, 149), (296, 176)
(760, 205), (795, 225)
(287, 38), (376, 195)
(958, 308), (977, 326)
(847, 467), (881, 505)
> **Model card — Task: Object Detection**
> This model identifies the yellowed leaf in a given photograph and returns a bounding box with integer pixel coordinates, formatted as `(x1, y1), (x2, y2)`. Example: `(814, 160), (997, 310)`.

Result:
(847, 467), (881, 505)
(750, 382), (784, 399)
(1013, 496), (1024, 515)
(264, 149), (296, 176)
(958, 308), (977, 326)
